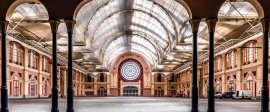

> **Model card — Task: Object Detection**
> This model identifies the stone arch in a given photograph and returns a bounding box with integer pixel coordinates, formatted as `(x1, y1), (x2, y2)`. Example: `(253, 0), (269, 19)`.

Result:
(153, 73), (165, 82)
(245, 71), (255, 81)
(246, 0), (265, 18)
(5, 0), (48, 21)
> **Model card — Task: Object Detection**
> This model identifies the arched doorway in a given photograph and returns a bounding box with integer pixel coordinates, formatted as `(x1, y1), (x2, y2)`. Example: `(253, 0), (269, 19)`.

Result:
(155, 87), (164, 97)
(228, 76), (236, 92)
(123, 86), (138, 96)
(245, 74), (255, 97)
(98, 87), (106, 97)
(215, 80), (221, 93)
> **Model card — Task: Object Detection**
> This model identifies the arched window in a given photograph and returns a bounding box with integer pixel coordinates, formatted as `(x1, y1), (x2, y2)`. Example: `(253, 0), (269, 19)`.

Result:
(248, 43), (253, 63)
(28, 50), (39, 69)
(157, 74), (162, 82)
(10, 42), (24, 65)
(42, 56), (50, 72)
(242, 41), (257, 65)
(100, 73), (104, 82)
(231, 51), (235, 67)
(226, 49), (237, 69)
(13, 44), (17, 63)
(216, 56), (222, 72)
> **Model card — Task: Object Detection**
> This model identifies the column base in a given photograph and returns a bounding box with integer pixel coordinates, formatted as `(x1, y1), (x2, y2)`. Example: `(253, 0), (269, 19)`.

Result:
(207, 109), (215, 112)
(191, 109), (199, 112)
(261, 109), (269, 112)
(51, 108), (59, 112)
(66, 109), (74, 112)
(1, 108), (9, 112)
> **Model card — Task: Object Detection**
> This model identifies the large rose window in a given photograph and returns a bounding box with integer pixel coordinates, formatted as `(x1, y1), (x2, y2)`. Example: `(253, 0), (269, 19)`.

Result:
(120, 61), (141, 81)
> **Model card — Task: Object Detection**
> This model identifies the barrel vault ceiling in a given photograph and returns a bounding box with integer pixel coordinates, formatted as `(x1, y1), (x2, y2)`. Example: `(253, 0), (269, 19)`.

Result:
(6, 0), (260, 72)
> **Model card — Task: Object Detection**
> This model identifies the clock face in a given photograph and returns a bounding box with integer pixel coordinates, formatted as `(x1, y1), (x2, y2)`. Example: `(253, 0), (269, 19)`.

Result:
(120, 61), (141, 81)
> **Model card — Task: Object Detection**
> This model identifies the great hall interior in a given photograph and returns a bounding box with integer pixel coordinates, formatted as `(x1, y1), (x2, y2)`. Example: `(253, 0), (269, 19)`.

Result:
(0, 0), (270, 112)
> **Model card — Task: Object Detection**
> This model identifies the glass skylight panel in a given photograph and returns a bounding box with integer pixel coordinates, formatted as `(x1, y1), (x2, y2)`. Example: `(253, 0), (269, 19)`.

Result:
(11, 3), (49, 20)
(218, 2), (258, 18)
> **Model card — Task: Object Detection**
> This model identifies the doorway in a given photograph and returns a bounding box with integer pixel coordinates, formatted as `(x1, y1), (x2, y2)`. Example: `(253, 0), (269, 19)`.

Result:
(123, 86), (138, 96)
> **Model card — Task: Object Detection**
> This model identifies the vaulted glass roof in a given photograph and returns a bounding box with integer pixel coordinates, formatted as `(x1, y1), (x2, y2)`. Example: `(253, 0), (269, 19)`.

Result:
(9, 0), (260, 72)
(75, 0), (189, 67)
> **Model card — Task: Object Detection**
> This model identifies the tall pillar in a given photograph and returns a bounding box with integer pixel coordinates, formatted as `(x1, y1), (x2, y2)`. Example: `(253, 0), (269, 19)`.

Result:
(206, 19), (217, 112)
(0, 20), (9, 112)
(190, 19), (200, 112)
(65, 20), (75, 112)
(50, 20), (60, 112)
(261, 18), (270, 112)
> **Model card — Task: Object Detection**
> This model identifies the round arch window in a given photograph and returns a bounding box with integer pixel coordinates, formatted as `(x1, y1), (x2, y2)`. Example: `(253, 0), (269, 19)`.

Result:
(120, 61), (141, 81)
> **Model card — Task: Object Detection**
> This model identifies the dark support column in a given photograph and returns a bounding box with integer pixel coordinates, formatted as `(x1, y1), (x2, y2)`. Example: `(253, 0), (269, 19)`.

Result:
(0, 21), (9, 112)
(66, 20), (76, 112)
(261, 18), (270, 112)
(206, 19), (217, 112)
(190, 19), (201, 112)
(50, 20), (60, 112)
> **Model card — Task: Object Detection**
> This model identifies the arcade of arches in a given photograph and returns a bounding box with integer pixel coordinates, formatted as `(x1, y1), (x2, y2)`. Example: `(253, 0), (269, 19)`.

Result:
(0, 0), (270, 112)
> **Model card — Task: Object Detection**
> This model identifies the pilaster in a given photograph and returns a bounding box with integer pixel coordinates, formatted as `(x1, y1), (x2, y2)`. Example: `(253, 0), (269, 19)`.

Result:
(151, 74), (154, 96)
(38, 54), (43, 97)
(94, 78), (97, 96)
(164, 77), (168, 96)
(236, 48), (242, 91)
(60, 67), (67, 97)
(23, 48), (29, 97)
(221, 54), (226, 93)
(107, 74), (110, 96)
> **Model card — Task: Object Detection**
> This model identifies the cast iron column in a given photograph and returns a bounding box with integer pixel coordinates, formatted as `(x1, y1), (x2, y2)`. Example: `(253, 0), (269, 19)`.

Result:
(66, 20), (75, 112)
(206, 19), (217, 112)
(261, 18), (270, 112)
(190, 19), (201, 112)
(50, 20), (60, 112)
(0, 20), (9, 112)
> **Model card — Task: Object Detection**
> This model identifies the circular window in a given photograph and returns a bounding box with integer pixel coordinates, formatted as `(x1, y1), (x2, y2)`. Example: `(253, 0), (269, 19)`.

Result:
(120, 61), (141, 81)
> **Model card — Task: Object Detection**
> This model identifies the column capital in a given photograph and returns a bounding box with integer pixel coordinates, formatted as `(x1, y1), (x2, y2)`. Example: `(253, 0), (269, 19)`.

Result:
(49, 20), (60, 32)
(65, 20), (76, 33)
(261, 18), (270, 32)
(0, 21), (9, 33)
(189, 19), (201, 33)
(206, 18), (218, 32)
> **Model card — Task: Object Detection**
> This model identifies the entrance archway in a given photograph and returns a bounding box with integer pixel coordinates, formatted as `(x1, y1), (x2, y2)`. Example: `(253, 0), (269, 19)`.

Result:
(123, 86), (138, 96)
